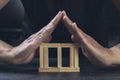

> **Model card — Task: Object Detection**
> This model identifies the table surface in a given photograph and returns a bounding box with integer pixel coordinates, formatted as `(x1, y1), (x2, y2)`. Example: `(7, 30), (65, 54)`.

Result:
(1, 71), (120, 80)
(0, 57), (120, 80)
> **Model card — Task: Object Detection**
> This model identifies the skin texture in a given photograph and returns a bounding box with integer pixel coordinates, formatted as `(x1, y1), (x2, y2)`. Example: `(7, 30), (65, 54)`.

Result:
(0, 11), (63, 64)
(62, 11), (120, 67)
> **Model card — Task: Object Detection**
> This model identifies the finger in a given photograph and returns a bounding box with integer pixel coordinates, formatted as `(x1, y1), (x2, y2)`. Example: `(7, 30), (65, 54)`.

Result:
(62, 11), (74, 34)
(63, 11), (72, 23)
(71, 22), (86, 46)
(71, 23), (79, 36)
(49, 11), (62, 26)
(72, 22), (83, 38)
(37, 11), (63, 35)
(71, 35), (81, 47)
(71, 35), (77, 42)
(47, 11), (63, 33)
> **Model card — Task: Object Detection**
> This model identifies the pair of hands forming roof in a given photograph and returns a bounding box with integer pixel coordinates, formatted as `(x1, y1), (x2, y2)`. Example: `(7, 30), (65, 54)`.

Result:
(1, 11), (120, 67)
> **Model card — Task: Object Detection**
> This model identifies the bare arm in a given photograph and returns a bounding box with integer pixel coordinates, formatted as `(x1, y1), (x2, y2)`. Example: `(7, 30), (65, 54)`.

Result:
(109, 44), (120, 66)
(0, 11), (63, 64)
(63, 11), (120, 67)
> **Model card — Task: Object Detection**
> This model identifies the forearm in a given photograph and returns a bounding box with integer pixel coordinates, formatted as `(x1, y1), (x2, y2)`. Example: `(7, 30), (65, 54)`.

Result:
(0, 38), (36, 64)
(0, 27), (50, 64)
(0, 34), (42, 65)
(0, 11), (62, 64)
(0, 40), (14, 63)
(62, 12), (118, 67)
(9, 43), (35, 64)
(108, 44), (120, 66)
(80, 30), (114, 66)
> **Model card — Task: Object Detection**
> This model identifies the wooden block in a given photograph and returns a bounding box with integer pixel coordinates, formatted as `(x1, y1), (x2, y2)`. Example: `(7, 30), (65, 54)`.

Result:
(74, 47), (79, 68)
(39, 67), (59, 72)
(40, 46), (44, 68)
(40, 43), (60, 47)
(58, 45), (62, 68)
(43, 47), (48, 68)
(70, 47), (74, 68)
(59, 67), (80, 72)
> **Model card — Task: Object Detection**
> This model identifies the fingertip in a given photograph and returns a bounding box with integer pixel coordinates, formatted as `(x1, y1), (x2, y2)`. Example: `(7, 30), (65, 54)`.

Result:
(71, 22), (78, 33)
(63, 16), (67, 21)
(74, 22), (78, 27)
(49, 11), (63, 27)
(62, 11), (69, 20)
(62, 10), (66, 15)
(71, 35), (77, 43)
(58, 11), (62, 14)
(72, 22), (75, 25)
(72, 22), (76, 28)
(57, 11), (62, 16)
(63, 16), (71, 26)
(71, 35), (74, 40)
(62, 10), (65, 12)
(72, 22), (78, 30)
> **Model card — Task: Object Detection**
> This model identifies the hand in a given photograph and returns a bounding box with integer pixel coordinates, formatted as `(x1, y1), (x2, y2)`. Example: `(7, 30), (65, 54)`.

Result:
(26, 11), (63, 48)
(62, 11), (113, 66)
(8, 11), (63, 64)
